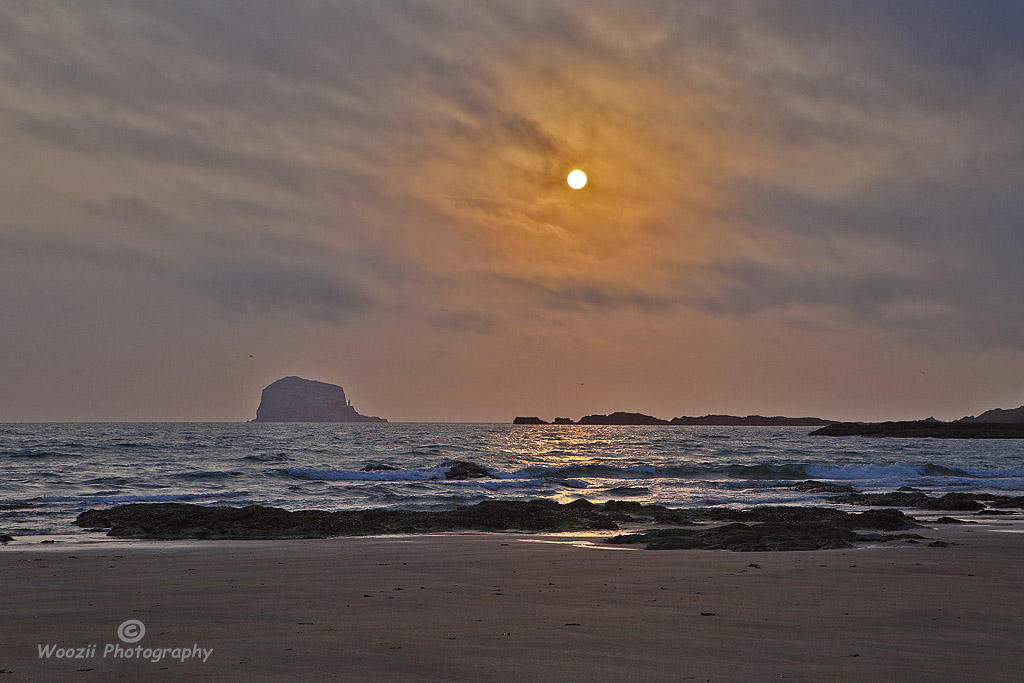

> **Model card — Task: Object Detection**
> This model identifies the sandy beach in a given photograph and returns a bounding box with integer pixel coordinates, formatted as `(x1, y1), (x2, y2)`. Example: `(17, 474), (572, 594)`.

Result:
(1, 522), (1022, 682)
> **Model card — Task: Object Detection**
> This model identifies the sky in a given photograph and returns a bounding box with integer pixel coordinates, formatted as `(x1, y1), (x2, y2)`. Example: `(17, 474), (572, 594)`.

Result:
(2, 1), (1024, 422)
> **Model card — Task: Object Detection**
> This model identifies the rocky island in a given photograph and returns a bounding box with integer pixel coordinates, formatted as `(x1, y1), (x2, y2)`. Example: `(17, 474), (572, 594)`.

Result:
(514, 412), (834, 426)
(810, 404), (1024, 438)
(253, 376), (386, 423)
(670, 414), (833, 426)
(811, 420), (1024, 439)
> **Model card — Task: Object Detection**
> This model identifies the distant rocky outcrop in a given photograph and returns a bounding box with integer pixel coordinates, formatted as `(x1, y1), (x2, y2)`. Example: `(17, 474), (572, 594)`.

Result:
(809, 402), (1024, 438)
(671, 414), (834, 426)
(253, 376), (386, 423)
(957, 405), (1024, 423)
(810, 420), (1024, 439)
(513, 412), (833, 426)
(577, 412), (670, 425)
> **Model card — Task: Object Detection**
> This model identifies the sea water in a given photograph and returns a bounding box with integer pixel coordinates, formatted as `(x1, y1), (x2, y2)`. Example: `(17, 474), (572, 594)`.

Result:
(2, 422), (1023, 535)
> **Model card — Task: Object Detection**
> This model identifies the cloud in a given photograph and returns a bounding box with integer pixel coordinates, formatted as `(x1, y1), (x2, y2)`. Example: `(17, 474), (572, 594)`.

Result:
(0, 232), (167, 276)
(0, 229), (373, 323)
(428, 310), (501, 335)
(186, 257), (372, 322)
(2, 1), (1024, 418)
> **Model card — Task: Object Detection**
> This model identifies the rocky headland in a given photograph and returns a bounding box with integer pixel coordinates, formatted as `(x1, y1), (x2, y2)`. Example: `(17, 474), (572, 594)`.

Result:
(810, 420), (1024, 439)
(957, 405), (1024, 423)
(252, 376), (386, 423)
(809, 403), (1024, 438)
(515, 403), (1024, 432)
(670, 414), (833, 426)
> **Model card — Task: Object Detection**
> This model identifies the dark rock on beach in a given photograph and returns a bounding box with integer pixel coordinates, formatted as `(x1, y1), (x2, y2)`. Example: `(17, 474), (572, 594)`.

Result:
(74, 500), (621, 539)
(608, 506), (920, 551)
(933, 517), (975, 524)
(73, 500), (919, 550)
(669, 505), (915, 531)
(810, 420), (1024, 439)
(612, 522), (859, 552)
(253, 376), (387, 423)
(362, 464), (397, 471)
(0, 534), (14, 544)
(833, 492), (986, 511)
(974, 494), (1024, 509)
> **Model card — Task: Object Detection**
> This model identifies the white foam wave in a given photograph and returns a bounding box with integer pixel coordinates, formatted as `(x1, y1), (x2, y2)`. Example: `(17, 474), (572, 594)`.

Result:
(804, 463), (922, 480)
(35, 491), (249, 504)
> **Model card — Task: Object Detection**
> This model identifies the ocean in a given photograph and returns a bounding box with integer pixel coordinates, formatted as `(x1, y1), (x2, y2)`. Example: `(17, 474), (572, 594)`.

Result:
(2, 422), (1024, 536)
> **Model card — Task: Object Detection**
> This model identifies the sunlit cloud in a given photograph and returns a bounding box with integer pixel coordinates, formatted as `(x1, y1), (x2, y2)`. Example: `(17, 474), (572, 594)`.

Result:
(1, 1), (1023, 420)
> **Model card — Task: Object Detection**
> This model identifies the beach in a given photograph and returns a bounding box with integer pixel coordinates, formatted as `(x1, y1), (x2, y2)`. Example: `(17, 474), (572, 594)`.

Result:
(3, 523), (1022, 682)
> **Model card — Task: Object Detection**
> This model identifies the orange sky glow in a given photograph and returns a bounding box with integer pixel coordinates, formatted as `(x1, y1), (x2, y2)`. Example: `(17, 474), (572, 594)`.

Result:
(2, 2), (1023, 421)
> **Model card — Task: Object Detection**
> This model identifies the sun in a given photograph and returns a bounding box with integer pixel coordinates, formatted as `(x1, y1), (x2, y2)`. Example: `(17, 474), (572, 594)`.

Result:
(567, 169), (587, 189)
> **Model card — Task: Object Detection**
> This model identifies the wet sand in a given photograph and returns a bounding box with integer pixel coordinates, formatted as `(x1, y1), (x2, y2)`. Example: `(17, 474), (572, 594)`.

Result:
(2, 523), (1022, 682)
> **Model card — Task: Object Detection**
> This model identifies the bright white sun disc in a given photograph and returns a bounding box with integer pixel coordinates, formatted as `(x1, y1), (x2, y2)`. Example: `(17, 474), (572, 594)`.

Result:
(567, 169), (587, 189)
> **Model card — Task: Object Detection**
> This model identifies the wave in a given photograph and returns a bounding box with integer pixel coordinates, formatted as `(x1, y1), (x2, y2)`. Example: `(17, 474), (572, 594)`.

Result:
(523, 461), (1024, 483)
(31, 491), (251, 505)
(723, 464), (814, 480)
(803, 463), (971, 480)
(242, 453), (292, 462)
(84, 476), (133, 486)
(276, 466), (591, 490)
(0, 501), (38, 510)
(279, 467), (450, 482)
(956, 466), (1024, 478)
(476, 479), (558, 491)
(4, 450), (79, 459)
(515, 464), (660, 478)
(278, 461), (1024, 485)
(173, 470), (244, 480)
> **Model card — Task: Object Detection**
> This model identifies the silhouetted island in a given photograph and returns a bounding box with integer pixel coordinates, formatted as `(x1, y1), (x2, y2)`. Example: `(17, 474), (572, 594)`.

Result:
(513, 413), (834, 426)
(957, 405), (1024, 424)
(253, 376), (386, 423)
(670, 414), (833, 426)
(811, 404), (1024, 438)
(810, 420), (1024, 439)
